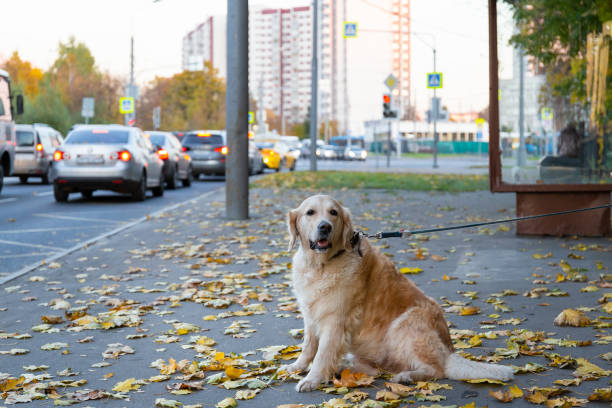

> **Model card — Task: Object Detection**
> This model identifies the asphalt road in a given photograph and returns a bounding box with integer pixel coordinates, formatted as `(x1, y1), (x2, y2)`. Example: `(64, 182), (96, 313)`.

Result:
(0, 175), (225, 277)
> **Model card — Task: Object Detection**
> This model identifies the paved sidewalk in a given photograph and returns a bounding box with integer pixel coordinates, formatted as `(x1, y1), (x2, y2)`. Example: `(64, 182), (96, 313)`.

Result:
(1, 187), (611, 407)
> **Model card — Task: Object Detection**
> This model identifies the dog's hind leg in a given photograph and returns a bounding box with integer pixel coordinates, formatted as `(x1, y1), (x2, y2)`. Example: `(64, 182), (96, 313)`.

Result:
(340, 354), (378, 376)
(391, 362), (438, 384)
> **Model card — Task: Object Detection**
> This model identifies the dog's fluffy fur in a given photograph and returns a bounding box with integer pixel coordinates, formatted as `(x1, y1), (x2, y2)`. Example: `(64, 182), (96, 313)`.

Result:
(283, 194), (514, 392)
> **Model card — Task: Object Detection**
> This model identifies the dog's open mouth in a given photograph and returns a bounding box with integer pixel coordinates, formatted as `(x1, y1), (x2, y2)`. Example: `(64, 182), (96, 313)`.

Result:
(310, 239), (331, 252)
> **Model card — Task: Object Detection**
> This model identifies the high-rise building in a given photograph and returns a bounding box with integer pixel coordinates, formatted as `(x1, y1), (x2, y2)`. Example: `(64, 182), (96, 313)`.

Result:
(391, 0), (411, 119)
(249, 4), (347, 131)
(182, 15), (227, 76)
(182, 3), (348, 133)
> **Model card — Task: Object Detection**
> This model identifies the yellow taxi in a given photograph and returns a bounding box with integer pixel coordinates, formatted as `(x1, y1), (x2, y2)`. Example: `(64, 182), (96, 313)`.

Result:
(255, 141), (296, 171)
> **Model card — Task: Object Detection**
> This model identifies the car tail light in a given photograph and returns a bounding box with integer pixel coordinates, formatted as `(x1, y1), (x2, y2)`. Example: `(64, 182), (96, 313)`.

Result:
(214, 146), (229, 155)
(54, 151), (64, 161)
(182, 146), (190, 152)
(111, 150), (131, 161)
(36, 143), (43, 152)
(157, 149), (169, 160)
(119, 150), (131, 162)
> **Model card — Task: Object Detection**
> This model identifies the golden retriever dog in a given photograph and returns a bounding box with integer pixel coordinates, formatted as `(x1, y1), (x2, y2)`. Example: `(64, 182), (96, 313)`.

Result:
(282, 194), (514, 392)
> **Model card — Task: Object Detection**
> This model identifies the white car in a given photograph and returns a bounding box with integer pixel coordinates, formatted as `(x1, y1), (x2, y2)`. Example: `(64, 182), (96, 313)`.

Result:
(53, 125), (165, 202)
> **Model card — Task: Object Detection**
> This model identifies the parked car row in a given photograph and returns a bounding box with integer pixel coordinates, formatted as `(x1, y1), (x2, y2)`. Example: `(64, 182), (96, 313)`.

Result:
(3, 123), (299, 202)
(315, 144), (368, 161)
(298, 139), (367, 161)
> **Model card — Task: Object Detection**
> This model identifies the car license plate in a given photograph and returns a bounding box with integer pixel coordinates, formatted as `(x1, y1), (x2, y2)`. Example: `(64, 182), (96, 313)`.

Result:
(77, 154), (104, 164)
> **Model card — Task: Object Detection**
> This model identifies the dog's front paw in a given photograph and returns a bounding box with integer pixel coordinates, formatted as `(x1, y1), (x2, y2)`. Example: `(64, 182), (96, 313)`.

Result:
(295, 375), (323, 392)
(279, 362), (306, 374)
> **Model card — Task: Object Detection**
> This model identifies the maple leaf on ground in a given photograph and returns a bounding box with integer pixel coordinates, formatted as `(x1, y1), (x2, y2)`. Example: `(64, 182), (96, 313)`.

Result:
(553, 309), (591, 327)
(112, 378), (140, 392)
(572, 358), (612, 380)
(588, 387), (612, 402)
(332, 368), (375, 388)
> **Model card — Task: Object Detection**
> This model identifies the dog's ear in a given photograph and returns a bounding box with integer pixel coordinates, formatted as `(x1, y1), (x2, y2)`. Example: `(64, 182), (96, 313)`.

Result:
(341, 206), (354, 250)
(287, 209), (299, 251)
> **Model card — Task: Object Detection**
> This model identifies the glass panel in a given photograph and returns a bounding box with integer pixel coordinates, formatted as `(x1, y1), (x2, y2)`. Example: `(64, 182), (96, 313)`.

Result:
(66, 129), (129, 144)
(498, 2), (611, 185)
(0, 77), (9, 120)
(16, 131), (35, 146)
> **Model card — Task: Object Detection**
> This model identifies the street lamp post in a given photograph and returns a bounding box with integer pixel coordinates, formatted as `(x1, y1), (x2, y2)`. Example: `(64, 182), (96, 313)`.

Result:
(309, 0), (318, 172)
(432, 48), (438, 169)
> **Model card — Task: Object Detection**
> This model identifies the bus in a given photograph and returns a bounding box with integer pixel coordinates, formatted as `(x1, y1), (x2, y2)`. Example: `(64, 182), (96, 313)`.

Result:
(0, 69), (23, 193)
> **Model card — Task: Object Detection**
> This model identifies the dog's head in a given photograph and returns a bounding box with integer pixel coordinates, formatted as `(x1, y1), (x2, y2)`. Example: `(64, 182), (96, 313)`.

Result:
(287, 194), (353, 254)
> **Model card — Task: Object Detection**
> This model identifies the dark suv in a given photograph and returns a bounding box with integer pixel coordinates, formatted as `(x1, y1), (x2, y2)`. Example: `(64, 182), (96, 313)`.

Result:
(181, 130), (227, 178)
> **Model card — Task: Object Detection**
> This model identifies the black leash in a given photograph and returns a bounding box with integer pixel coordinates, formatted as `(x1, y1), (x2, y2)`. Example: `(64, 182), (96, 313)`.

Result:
(367, 204), (612, 239)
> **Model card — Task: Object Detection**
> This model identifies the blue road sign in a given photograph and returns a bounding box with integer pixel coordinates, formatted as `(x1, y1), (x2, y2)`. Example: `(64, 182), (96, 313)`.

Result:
(427, 72), (443, 89)
(343, 22), (358, 38)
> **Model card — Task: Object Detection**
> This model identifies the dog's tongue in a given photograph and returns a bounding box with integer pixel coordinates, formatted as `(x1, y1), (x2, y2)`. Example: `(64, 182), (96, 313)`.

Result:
(317, 239), (329, 248)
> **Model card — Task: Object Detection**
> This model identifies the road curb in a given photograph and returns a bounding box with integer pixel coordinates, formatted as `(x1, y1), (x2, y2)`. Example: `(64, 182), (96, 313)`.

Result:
(0, 188), (222, 286)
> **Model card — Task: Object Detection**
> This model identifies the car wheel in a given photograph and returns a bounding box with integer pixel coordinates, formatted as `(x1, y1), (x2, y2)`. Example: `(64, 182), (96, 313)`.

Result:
(181, 166), (193, 187)
(167, 165), (178, 189)
(0, 166), (4, 193)
(19, 176), (28, 184)
(81, 190), (93, 199)
(132, 172), (146, 201)
(41, 165), (52, 185)
(53, 183), (69, 202)
(152, 173), (164, 197)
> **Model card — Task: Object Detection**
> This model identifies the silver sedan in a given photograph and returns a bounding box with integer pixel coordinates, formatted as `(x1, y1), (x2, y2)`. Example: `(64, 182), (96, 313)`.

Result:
(53, 125), (164, 202)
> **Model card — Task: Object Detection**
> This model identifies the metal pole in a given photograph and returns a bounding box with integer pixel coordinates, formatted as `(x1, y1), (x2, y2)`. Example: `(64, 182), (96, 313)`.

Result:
(125, 37), (134, 126)
(432, 48), (439, 168)
(226, 0), (249, 220)
(387, 119), (391, 167)
(309, 0), (318, 172)
(517, 46), (527, 166)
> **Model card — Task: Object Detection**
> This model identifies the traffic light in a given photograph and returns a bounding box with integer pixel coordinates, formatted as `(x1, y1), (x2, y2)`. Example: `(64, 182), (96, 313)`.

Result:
(382, 94), (397, 118)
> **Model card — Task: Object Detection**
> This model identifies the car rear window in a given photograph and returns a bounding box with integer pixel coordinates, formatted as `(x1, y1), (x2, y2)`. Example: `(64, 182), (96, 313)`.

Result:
(148, 134), (166, 146)
(66, 129), (129, 144)
(16, 131), (35, 146)
(183, 133), (224, 145)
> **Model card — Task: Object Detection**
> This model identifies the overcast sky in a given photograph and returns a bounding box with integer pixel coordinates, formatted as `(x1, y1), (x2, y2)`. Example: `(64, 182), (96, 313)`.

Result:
(1, 0), (513, 133)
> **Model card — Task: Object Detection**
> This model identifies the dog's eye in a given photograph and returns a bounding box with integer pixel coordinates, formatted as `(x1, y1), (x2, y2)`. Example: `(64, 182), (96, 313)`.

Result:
(329, 209), (338, 216)
(306, 209), (315, 216)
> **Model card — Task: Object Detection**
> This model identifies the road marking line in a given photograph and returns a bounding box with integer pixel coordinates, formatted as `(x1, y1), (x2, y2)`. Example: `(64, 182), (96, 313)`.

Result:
(0, 198), (17, 204)
(0, 188), (222, 286)
(36, 191), (53, 197)
(0, 239), (64, 251)
(0, 252), (53, 259)
(33, 213), (122, 224)
(0, 226), (107, 234)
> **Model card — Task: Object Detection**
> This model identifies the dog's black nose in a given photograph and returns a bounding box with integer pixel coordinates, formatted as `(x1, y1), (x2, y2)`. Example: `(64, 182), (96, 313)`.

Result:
(318, 221), (332, 235)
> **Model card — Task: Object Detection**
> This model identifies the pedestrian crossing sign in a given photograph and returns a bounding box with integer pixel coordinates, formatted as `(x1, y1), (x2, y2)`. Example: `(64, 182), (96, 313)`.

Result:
(119, 97), (134, 114)
(343, 22), (358, 38)
(427, 72), (443, 89)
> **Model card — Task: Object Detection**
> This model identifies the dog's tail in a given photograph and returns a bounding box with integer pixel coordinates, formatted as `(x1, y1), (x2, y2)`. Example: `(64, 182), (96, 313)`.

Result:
(444, 353), (514, 381)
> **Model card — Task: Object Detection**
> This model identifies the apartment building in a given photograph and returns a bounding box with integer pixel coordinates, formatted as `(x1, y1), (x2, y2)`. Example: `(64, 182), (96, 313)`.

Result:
(182, 15), (227, 76)
(183, 3), (348, 131)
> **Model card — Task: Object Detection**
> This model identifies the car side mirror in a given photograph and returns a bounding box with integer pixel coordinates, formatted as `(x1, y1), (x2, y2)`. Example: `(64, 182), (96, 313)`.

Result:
(16, 94), (24, 115)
